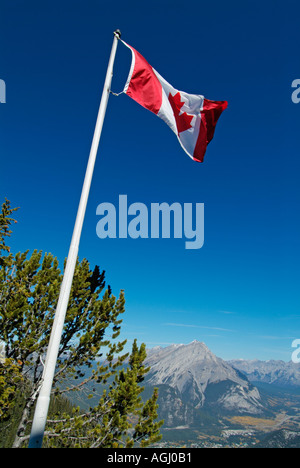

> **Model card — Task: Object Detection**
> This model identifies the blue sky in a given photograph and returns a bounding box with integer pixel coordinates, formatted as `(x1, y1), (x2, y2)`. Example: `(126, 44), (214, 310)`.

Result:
(1, 0), (300, 361)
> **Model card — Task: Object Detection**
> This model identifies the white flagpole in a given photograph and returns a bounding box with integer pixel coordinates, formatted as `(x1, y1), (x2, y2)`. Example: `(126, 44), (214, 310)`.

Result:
(28, 29), (121, 449)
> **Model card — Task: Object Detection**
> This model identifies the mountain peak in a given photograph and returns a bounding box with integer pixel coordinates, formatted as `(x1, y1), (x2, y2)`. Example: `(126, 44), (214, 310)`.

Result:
(187, 340), (211, 352)
(145, 341), (263, 415)
(145, 341), (231, 385)
(188, 339), (207, 346)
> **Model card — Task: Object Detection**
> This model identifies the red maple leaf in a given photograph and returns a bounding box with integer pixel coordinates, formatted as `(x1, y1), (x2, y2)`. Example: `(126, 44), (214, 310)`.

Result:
(168, 92), (193, 134)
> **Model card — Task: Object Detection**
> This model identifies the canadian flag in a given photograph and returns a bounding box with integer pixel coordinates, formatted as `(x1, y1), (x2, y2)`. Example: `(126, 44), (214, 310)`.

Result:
(122, 41), (228, 163)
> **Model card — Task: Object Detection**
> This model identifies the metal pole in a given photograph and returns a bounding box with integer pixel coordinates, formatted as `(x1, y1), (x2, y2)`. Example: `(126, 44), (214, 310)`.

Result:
(28, 29), (121, 448)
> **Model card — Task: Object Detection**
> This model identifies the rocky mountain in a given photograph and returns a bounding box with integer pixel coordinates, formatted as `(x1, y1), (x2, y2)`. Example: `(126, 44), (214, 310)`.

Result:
(62, 341), (300, 445)
(143, 341), (263, 427)
(229, 359), (300, 388)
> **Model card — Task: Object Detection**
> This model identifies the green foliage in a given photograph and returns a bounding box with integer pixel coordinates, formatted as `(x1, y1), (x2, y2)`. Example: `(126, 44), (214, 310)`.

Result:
(42, 340), (163, 448)
(0, 357), (23, 420)
(0, 200), (163, 448)
(0, 198), (18, 257)
(0, 385), (75, 448)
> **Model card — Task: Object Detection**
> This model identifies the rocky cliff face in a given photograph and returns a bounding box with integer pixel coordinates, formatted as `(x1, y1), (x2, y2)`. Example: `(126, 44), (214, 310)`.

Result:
(144, 341), (263, 427)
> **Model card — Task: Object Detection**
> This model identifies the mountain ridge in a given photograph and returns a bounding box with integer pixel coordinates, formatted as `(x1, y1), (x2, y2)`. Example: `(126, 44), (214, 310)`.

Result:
(144, 340), (263, 419)
(229, 358), (300, 388)
(63, 340), (300, 446)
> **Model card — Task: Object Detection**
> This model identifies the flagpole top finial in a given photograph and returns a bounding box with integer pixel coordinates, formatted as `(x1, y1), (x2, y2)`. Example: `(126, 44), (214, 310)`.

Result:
(114, 29), (121, 39)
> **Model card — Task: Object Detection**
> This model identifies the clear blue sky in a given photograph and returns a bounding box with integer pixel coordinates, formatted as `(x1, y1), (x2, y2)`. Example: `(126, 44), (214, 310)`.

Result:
(1, 0), (299, 361)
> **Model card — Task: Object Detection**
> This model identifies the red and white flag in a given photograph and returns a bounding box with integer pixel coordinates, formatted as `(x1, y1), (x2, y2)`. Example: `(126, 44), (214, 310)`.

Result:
(121, 41), (227, 163)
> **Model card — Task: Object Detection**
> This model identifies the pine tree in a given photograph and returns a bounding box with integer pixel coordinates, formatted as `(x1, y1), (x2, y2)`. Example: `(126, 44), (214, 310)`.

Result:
(0, 200), (163, 448)
(0, 199), (24, 422)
